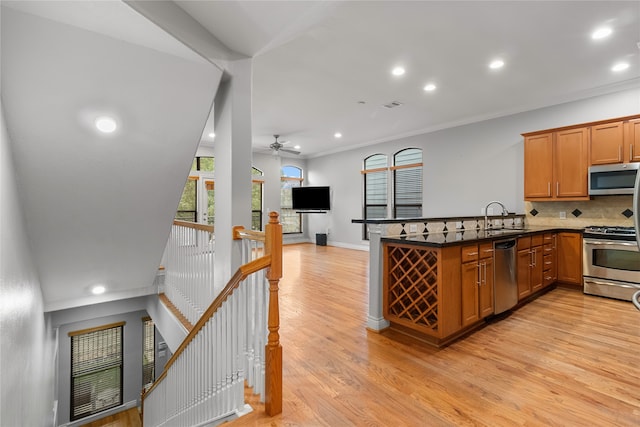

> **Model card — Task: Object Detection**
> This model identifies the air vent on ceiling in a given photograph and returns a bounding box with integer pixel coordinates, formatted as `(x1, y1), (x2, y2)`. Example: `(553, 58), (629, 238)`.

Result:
(383, 101), (403, 109)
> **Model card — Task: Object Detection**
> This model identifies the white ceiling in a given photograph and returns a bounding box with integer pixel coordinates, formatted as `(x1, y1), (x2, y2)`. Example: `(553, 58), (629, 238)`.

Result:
(176, 0), (640, 157)
(1, 2), (221, 310)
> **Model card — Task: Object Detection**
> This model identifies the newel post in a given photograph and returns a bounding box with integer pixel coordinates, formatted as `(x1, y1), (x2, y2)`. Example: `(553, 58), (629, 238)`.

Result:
(264, 211), (283, 415)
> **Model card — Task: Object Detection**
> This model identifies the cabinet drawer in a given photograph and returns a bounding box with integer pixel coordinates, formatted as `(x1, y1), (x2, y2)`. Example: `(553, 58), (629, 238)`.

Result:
(531, 234), (544, 247)
(543, 245), (554, 255)
(518, 237), (531, 250)
(543, 272), (555, 287)
(479, 243), (494, 259)
(543, 254), (553, 270)
(461, 245), (479, 263)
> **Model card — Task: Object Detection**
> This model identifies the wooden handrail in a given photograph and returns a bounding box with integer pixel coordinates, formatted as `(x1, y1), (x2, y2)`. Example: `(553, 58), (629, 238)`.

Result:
(173, 219), (214, 233)
(233, 225), (265, 241)
(143, 254), (272, 397)
(144, 212), (283, 417)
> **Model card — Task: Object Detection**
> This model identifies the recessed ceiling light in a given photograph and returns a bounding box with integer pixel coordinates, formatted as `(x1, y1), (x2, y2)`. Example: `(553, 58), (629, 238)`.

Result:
(391, 66), (405, 76)
(611, 62), (629, 72)
(423, 83), (437, 92)
(489, 59), (505, 70)
(95, 116), (117, 133)
(92, 285), (106, 295)
(208, 132), (215, 138)
(334, 132), (342, 138)
(294, 145), (301, 150)
(591, 27), (612, 40)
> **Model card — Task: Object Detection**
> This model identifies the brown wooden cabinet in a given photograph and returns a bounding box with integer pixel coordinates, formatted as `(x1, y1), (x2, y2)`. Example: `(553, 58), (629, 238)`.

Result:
(542, 233), (557, 288)
(554, 127), (590, 198)
(628, 118), (640, 162)
(517, 235), (544, 300)
(524, 128), (589, 201)
(461, 243), (494, 327)
(557, 232), (582, 285)
(591, 121), (624, 165)
(524, 133), (554, 198)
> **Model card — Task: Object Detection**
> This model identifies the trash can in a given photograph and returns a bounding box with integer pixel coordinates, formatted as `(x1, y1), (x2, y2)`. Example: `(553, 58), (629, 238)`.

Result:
(315, 233), (327, 246)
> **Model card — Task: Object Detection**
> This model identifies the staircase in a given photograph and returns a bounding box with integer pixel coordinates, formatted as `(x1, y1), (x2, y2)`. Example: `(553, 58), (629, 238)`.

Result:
(141, 213), (283, 426)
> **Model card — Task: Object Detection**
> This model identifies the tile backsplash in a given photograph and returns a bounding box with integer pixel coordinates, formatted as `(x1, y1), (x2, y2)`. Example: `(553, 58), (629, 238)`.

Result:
(525, 195), (634, 227)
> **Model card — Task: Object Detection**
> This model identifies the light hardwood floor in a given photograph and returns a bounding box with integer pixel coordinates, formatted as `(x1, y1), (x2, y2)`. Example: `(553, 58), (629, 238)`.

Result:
(80, 408), (141, 427)
(228, 243), (640, 426)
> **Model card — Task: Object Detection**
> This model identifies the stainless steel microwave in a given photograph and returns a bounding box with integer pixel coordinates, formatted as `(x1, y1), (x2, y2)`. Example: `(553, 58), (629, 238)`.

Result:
(588, 163), (639, 195)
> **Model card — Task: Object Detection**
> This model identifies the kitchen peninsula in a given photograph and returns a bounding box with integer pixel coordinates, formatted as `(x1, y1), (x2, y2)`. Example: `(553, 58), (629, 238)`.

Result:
(352, 216), (583, 346)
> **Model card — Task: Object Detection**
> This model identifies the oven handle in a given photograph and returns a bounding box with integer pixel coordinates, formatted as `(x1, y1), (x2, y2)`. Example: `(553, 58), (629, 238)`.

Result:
(633, 290), (640, 311)
(585, 241), (639, 247)
(583, 278), (640, 289)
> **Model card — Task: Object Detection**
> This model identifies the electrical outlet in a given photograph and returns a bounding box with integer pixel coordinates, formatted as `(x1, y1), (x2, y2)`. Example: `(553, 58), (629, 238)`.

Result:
(494, 219), (501, 226)
(514, 218), (522, 225)
(409, 224), (418, 233)
(487, 207), (494, 215)
(559, 211), (567, 219)
(455, 221), (463, 229)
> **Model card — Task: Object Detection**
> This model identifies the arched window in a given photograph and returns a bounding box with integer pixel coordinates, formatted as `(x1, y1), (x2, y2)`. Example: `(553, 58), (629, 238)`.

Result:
(393, 148), (423, 218)
(363, 153), (389, 220)
(252, 167), (264, 231)
(280, 166), (303, 233)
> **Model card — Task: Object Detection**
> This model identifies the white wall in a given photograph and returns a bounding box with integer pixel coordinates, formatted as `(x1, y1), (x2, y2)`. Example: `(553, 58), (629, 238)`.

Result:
(306, 88), (640, 247)
(0, 102), (56, 426)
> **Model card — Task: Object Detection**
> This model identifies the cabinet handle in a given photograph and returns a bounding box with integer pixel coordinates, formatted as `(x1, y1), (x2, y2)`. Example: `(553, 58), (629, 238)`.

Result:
(483, 262), (487, 285)
(556, 182), (559, 196)
(632, 144), (634, 160)
(477, 263), (482, 286)
(533, 248), (537, 267)
(547, 182), (551, 197)
(619, 145), (622, 162)
(467, 252), (478, 256)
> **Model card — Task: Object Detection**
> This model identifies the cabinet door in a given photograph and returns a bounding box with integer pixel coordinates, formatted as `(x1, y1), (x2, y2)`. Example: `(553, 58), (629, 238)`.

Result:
(557, 232), (583, 284)
(461, 261), (480, 327)
(524, 133), (554, 199)
(628, 119), (640, 162)
(479, 258), (494, 318)
(517, 249), (532, 300)
(591, 121), (623, 165)
(530, 245), (544, 292)
(554, 128), (589, 198)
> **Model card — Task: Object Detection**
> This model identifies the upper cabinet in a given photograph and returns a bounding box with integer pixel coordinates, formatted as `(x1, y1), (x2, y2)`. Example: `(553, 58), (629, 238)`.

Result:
(591, 121), (624, 165)
(628, 118), (640, 163)
(524, 128), (589, 201)
(523, 114), (640, 201)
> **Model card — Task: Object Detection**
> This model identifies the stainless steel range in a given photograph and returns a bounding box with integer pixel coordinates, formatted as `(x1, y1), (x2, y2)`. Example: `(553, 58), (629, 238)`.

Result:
(583, 225), (640, 301)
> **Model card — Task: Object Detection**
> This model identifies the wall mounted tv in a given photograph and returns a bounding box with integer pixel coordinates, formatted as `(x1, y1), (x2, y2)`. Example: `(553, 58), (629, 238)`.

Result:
(292, 186), (331, 211)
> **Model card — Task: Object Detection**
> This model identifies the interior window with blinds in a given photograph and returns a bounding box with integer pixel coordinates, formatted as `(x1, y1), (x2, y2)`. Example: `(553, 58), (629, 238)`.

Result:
(393, 148), (423, 218)
(142, 318), (155, 392)
(362, 154), (389, 239)
(70, 322), (124, 421)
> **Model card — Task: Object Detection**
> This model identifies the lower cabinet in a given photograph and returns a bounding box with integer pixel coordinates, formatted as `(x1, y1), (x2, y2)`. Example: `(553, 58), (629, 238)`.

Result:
(517, 235), (544, 300)
(557, 232), (583, 285)
(461, 243), (494, 327)
(542, 233), (557, 287)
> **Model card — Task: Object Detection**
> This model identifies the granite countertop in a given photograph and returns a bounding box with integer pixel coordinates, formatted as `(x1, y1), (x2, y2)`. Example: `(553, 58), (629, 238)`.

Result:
(381, 225), (584, 247)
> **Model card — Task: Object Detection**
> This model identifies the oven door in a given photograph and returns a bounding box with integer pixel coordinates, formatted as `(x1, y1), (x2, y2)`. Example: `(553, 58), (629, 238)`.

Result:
(583, 238), (640, 283)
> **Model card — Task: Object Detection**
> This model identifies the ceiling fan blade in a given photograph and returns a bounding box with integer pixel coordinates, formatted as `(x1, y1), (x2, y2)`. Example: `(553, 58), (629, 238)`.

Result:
(279, 148), (300, 155)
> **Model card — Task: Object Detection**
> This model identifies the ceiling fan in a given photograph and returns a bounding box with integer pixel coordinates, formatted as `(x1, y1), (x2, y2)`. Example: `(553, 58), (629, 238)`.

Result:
(269, 135), (300, 156)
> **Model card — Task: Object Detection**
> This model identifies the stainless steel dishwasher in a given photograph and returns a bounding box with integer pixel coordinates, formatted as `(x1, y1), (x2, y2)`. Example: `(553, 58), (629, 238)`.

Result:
(493, 239), (518, 314)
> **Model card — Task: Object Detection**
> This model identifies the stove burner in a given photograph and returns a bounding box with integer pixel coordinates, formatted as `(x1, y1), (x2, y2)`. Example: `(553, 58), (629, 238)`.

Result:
(584, 225), (636, 241)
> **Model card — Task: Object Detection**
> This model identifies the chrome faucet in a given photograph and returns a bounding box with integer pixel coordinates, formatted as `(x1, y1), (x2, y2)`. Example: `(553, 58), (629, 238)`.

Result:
(484, 201), (509, 230)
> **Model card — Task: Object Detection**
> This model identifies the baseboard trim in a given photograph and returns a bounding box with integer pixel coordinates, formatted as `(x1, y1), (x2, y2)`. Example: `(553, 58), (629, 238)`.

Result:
(59, 400), (137, 427)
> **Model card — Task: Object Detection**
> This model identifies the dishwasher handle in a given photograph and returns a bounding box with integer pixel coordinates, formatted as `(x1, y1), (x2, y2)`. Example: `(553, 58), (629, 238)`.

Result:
(494, 239), (516, 250)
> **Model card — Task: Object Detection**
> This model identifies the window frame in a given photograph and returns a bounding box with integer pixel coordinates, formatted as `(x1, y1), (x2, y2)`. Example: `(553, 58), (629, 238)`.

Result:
(362, 154), (389, 239)
(69, 322), (125, 421)
(252, 167), (264, 231)
(392, 148), (423, 218)
(281, 166), (303, 234)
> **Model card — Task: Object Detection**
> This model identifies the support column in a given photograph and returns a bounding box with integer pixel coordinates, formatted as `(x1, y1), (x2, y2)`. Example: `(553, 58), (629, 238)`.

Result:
(367, 224), (390, 331)
(213, 58), (253, 291)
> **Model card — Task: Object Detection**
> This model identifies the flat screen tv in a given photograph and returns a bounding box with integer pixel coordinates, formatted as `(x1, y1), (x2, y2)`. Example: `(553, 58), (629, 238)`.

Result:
(292, 186), (331, 211)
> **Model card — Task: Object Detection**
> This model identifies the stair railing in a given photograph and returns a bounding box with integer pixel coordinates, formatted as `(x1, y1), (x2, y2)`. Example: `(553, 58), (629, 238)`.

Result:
(164, 220), (215, 325)
(142, 212), (282, 426)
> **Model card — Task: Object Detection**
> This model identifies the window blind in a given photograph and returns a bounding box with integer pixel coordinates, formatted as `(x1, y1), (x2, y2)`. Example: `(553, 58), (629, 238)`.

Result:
(70, 323), (124, 421)
(393, 149), (423, 218)
(142, 318), (155, 392)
